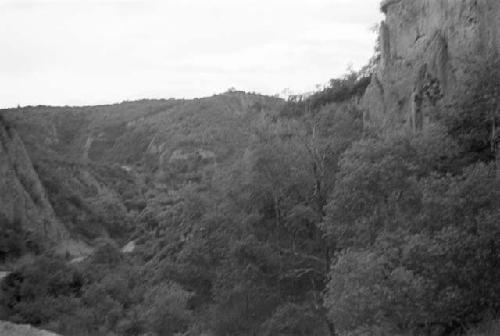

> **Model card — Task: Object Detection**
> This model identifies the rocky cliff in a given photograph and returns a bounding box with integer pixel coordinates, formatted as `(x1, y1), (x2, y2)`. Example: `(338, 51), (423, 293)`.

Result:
(0, 116), (68, 243)
(363, 0), (500, 130)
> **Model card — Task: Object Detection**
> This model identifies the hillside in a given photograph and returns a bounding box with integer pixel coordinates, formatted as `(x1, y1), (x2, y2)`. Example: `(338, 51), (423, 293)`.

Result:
(3, 93), (282, 169)
(0, 116), (72, 257)
(2, 1), (500, 336)
(0, 92), (283, 247)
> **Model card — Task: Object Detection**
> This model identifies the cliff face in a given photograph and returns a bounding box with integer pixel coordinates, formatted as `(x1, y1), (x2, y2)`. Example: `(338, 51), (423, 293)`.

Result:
(0, 117), (68, 243)
(363, 0), (500, 130)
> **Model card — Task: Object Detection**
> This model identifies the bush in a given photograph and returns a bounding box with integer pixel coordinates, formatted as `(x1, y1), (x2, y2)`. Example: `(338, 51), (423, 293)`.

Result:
(0, 256), (83, 326)
(140, 282), (192, 336)
(0, 216), (26, 263)
(262, 303), (327, 336)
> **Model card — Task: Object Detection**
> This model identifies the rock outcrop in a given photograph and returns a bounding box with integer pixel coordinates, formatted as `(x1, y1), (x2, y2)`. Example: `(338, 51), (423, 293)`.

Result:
(0, 116), (68, 243)
(0, 321), (61, 336)
(363, 0), (500, 130)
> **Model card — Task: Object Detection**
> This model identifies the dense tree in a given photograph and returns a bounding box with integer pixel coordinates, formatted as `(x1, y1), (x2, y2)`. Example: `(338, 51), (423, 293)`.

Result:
(0, 216), (26, 263)
(323, 116), (500, 335)
(140, 282), (192, 336)
(439, 53), (500, 167)
(4, 62), (500, 336)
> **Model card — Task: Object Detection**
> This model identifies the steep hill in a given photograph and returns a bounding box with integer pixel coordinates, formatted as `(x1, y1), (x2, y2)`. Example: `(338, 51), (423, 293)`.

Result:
(0, 116), (68, 249)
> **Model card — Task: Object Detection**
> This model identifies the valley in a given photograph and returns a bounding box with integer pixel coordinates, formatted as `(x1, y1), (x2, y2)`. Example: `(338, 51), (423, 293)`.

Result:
(2, 0), (500, 335)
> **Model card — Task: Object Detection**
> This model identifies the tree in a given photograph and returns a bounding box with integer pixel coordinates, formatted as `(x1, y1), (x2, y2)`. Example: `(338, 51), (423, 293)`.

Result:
(323, 132), (421, 250)
(440, 53), (500, 167)
(140, 282), (192, 336)
(0, 216), (25, 263)
(262, 303), (329, 336)
(323, 136), (500, 335)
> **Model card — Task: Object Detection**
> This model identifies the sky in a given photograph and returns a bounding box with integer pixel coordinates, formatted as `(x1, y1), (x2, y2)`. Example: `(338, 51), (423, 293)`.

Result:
(0, 0), (383, 108)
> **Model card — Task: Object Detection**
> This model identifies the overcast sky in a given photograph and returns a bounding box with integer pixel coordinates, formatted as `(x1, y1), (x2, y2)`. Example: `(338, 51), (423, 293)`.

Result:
(0, 0), (383, 108)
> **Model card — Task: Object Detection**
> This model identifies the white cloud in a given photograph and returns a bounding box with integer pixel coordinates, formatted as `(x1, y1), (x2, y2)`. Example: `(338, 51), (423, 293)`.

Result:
(0, 0), (383, 107)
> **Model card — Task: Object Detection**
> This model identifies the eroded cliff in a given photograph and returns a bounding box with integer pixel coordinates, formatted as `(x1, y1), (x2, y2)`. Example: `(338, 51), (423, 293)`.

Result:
(0, 116), (67, 243)
(363, 0), (500, 130)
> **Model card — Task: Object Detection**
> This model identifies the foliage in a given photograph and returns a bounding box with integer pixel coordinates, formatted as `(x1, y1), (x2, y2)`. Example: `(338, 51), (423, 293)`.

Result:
(139, 282), (192, 336)
(323, 85), (500, 335)
(0, 216), (26, 263)
(3, 61), (500, 336)
(0, 250), (193, 336)
(438, 53), (500, 166)
(261, 303), (327, 336)
(280, 72), (370, 118)
(0, 256), (83, 326)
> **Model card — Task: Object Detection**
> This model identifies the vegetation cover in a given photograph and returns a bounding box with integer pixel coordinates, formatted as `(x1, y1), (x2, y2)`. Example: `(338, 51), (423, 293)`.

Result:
(1, 55), (500, 336)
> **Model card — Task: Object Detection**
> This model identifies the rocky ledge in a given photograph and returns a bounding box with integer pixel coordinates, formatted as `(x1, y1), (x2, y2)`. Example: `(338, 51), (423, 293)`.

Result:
(0, 321), (61, 336)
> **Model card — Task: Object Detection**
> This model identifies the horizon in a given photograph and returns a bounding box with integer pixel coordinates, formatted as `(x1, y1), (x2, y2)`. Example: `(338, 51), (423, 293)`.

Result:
(0, 0), (383, 109)
(0, 90), (281, 110)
